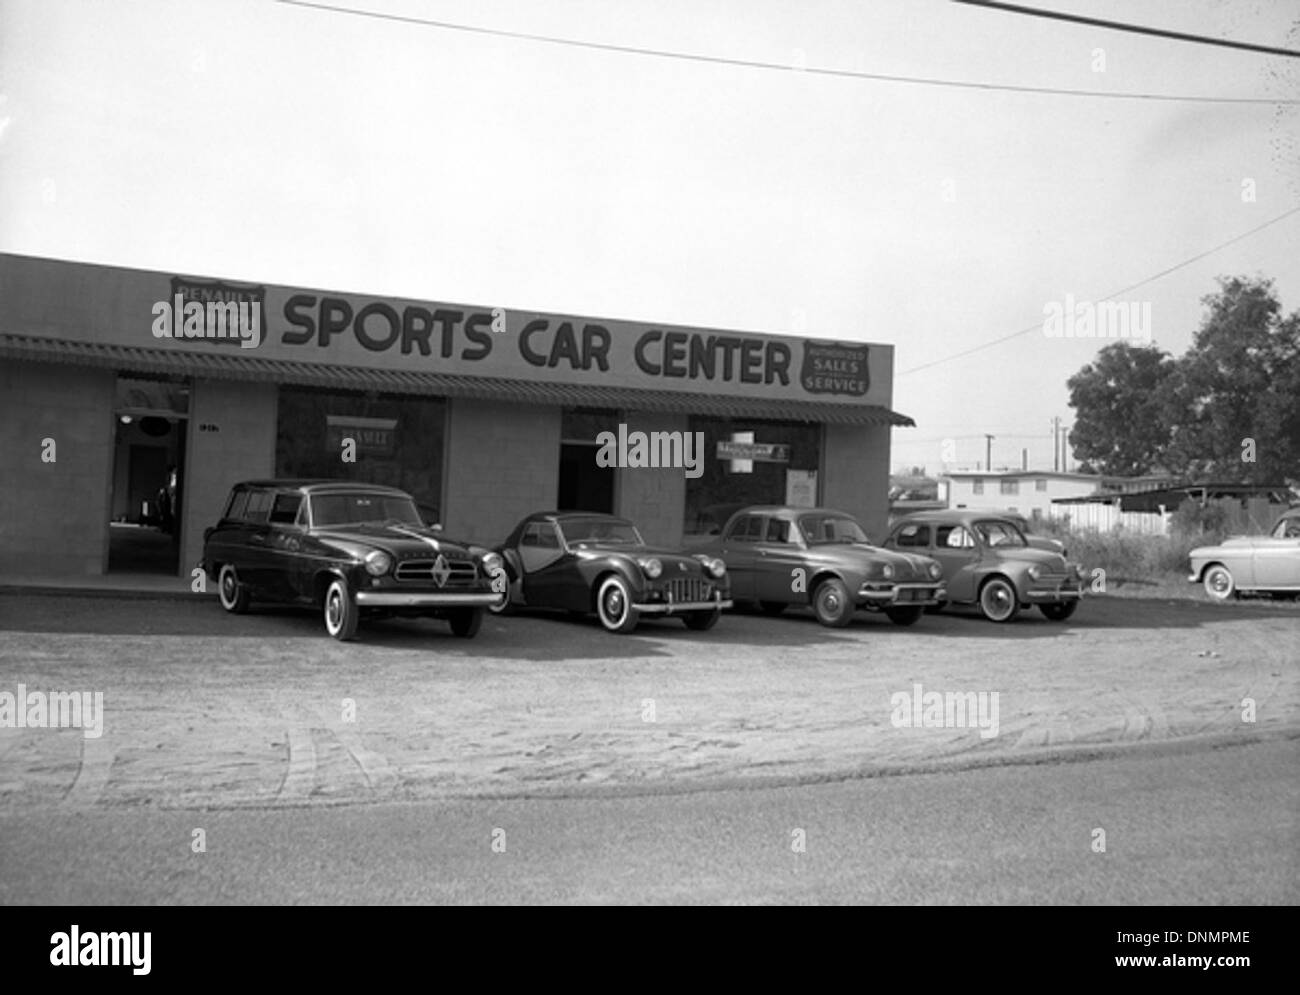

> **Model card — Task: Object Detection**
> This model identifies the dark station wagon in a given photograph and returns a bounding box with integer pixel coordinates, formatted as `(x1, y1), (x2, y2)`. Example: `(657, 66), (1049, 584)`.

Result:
(201, 480), (505, 641)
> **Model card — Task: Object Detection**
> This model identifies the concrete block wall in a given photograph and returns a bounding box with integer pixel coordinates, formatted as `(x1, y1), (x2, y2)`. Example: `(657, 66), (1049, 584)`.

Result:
(614, 410), (689, 547)
(0, 361), (115, 576)
(180, 379), (278, 575)
(821, 423), (891, 542)
(442, 398), (561, 546)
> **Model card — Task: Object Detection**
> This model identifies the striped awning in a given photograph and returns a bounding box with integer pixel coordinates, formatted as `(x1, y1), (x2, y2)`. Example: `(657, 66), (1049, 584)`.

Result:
(0, 334), (915, 426)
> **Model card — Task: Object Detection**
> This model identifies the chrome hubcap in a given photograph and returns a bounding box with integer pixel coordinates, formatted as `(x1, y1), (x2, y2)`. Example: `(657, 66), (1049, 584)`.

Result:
(327, 590), (342, 627)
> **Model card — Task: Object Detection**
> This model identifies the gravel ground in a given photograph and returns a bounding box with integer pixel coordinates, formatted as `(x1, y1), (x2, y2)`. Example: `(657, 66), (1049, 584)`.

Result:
(0, 592), (1295, 810)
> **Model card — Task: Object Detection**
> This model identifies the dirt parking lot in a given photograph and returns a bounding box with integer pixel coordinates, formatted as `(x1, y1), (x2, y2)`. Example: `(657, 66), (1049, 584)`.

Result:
(0, 592), (1295, 810)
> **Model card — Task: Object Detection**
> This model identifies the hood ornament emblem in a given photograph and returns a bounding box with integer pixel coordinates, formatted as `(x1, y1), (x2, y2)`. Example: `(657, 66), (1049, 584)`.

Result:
(431, 554), (451, 587)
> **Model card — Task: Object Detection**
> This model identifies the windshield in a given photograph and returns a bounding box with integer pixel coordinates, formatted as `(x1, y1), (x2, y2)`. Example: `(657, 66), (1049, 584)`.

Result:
(310, 493), (423, 527)
(975, 520), (1029, 547)
(558, 518), (644, 546)
(799, 514), (870, 545)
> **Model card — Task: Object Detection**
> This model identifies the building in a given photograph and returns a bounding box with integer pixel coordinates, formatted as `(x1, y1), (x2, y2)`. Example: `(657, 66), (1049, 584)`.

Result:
(0, 253), (912, 580)
(942, 469), (1101, 519)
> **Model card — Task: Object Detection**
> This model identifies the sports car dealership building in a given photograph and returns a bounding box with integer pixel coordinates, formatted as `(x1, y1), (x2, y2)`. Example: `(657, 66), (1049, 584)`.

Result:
(0, 253), (912, 579)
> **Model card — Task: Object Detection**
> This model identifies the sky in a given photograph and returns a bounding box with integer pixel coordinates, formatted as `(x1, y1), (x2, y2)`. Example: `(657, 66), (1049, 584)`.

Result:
(1, 0), (1297, 475)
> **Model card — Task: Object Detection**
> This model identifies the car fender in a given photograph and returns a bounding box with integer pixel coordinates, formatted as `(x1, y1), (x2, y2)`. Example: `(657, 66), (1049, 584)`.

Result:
(587, 557), (648, 606)
(312, 565), (355, 605)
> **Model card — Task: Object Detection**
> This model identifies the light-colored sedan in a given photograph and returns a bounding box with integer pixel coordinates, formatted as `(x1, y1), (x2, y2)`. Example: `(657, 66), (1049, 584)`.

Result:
(1188, 508), (1300, 600)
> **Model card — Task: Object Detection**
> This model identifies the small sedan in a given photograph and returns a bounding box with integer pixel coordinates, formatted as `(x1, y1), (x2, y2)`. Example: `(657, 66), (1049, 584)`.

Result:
(884, 511), (1083, 623)
(694, 506), (946, 627)
(202, 480), (505, 641)
(494, 511), (731, 633)
(1188, 508), (1300, 600)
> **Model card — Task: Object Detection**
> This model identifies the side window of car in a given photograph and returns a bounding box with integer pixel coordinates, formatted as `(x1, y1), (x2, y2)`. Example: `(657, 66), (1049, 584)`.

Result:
(268, 493), (302, 525)
(725, 515), (755, 542)
(520, 523), (542, 547)
(225, 490), (249, 521)
(244, 489), (273, 524)
(535, 523), (560, 549)
(895, 524), (930, 548)
(938, 525), (973, 549)
(765, 518), (791, 543)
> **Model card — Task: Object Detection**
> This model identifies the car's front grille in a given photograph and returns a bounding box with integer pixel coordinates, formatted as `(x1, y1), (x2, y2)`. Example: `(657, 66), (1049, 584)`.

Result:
(1033, 572), (1070, 586)
(666, 578), (713, 603)
(395, 557), (478, 586)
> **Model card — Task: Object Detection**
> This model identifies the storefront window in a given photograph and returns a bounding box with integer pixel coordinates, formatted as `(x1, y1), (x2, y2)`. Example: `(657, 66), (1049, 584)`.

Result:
(683, 416), (821, 536)
(276, 386), (446, 524)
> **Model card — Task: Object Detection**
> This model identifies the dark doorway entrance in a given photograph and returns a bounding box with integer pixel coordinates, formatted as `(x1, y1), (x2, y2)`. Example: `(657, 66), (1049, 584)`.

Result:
(558, 443), (614, 513)
(108, 375), (189, 574)
(558, 407), (619, 514)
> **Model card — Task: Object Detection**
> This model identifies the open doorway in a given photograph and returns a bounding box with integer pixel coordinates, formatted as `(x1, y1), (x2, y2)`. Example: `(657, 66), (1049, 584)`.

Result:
(107, 375), (190, 574)
(557, 408), (617, 514)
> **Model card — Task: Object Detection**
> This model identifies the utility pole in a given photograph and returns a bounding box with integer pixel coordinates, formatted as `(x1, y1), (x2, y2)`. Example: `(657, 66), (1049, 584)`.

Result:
(984, 434), (994, 472)
(1051, 417), (1061, 472)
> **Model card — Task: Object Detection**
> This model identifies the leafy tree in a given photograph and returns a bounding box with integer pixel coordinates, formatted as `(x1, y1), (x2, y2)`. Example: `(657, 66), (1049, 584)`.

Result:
(1066, 342), (1175, 475)
(1162, 277), (1300, 485)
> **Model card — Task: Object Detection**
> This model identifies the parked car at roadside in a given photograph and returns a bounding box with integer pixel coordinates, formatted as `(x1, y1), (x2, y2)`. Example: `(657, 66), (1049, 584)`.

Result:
(493, 511), (731, 633)
(884, 510), (1083, 622)
(201, 480), (505, 641)
(693, 506), (946, 627)
(1187, 507), (1300, 600)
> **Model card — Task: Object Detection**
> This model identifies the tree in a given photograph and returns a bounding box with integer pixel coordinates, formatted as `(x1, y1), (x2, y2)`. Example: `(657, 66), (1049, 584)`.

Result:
(1162, 277), (1300, 485)
(1066, 342), (1175, 475)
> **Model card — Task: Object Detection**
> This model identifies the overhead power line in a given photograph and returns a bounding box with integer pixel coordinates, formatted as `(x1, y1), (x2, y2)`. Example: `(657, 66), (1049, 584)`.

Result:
(952, 1), (1300, 59)
(898, 205), (1300, 376)
(276, 0), (1300, 105)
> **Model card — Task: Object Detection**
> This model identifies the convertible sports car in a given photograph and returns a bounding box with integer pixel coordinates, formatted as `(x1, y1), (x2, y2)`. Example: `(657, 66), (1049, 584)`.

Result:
(494, 511), (732, 633)
(202, 480), (505, 641)
(693, 505), (946, 627)
(1188, 507), (1300, 600)
(884, 510), (1083, 623)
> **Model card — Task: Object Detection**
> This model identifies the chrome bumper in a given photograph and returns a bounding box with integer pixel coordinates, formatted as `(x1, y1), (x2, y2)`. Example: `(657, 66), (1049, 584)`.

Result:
(355, 591), (501, 607)
(857, 582), (946, 606)
(1024, 584), (1083, 603)
(634, 599), (733, 615)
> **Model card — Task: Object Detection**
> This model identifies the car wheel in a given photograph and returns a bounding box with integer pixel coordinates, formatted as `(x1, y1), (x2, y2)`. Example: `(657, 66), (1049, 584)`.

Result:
(323, 577), (359, 641)
(217, 564), (250, 614)
(683, 608), (720, 630)
(812, 578), (854, 627)
(884, 605), (924, 626)
(759, 601), (787, 616)
(449, 607), (484, 638)
(1203, 564), (1235, 601)
(596, 575), (640, 634)
(1039, 601), (1079, 621)
(978, 577), (1019, 623)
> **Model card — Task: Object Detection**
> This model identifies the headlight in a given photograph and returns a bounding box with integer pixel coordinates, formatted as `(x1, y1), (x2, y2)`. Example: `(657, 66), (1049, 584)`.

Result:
(640, 557), (663, 579)
(364, 550), (393, 576)
(928, 561), (942, 580)
(706, 557), (726, 578)
(481, 551), (503, 575)
(881, 563), (894, 580)
(1027, 565), (1042, 581)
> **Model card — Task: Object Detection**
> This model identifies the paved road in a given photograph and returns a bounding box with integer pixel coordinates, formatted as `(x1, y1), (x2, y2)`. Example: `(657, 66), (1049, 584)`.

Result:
(1, 737), (1295, 904)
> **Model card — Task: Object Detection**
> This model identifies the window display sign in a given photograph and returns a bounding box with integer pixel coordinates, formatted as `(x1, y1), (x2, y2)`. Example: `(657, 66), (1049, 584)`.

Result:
(786, 469), (818, 508)
(325, 415), (396, 457)
(716, 441), (790, 462)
